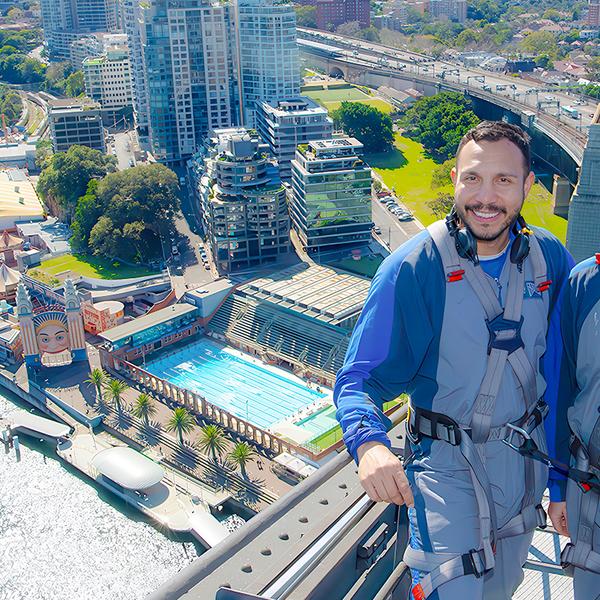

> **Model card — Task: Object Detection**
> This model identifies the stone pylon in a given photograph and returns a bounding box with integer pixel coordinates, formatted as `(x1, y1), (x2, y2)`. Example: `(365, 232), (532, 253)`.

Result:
(64, 279), (87, 362)
(566, 104), (600, 262)
(16, 282), (40, 366)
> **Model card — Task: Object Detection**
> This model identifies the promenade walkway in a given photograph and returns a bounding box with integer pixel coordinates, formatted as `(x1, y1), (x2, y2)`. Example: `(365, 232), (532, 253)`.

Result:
(28, 346), (297, 511)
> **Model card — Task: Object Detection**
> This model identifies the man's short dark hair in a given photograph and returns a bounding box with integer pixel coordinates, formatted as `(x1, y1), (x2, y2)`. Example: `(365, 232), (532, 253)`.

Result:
(456, 121), (532, 174)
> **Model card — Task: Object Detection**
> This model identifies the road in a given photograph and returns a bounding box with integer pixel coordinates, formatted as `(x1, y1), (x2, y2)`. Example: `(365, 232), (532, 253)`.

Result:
(371, 194), (424, 251)
(109, 130), (137, 170)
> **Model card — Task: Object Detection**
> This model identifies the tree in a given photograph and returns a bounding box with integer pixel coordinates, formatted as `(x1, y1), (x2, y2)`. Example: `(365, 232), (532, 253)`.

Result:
(542, 8), (561, 22)
(426, 192), (455, 218)
(227, 442), (257, 479)
(166, 407), (195, 445)
(35, 139), (53, 171)
(455, 29), (481, 49)
(196, 424), (229, 462)
(332, 102), (394, 152)
(37, 145), (116, 221)
(71, 163), (180, 262)
(0, 84), (23, 124)
(520, 31), (560, 59)
(586, 57), (600, 82)
(294, 5), (316, 28)
(65, 71), (84, 97)
(402, 92), (480, 160)
(132, 393), (156, 425)
(430, 159), (455, 189)
(104, 378), (129, 411)
(85, 368), (107, 403)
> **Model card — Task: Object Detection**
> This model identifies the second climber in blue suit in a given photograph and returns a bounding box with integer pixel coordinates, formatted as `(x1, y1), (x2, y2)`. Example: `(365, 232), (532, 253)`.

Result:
(335, 121), (573, 599)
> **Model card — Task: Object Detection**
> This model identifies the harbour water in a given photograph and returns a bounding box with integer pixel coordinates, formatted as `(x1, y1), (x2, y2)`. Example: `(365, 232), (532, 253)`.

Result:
(0, 389), (203, 600)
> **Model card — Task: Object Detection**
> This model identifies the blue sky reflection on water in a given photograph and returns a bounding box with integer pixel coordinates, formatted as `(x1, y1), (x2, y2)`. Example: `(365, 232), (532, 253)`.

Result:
(0, 391), (200, 600)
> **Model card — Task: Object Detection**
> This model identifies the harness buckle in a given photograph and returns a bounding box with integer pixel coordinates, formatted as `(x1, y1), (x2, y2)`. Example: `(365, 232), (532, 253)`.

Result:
(486, 314), (525, 355)
(560, 542), (575, 576)
(535, 503), (547, 529)
(447, 269), (465, 282)
(502, 421), (533, 452)
(463, 549), (484, 579)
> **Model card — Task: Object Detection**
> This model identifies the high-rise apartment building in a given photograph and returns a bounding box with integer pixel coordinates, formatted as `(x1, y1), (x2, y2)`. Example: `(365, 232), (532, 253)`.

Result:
(48, 99), (106, 153)
(139, 0), (238, 164)
(237, 0), (300, 126)
(121, 0), (149, 135)
(588, 0), (600, 26)
(70, 32), (128, 69)
(566, 109), (600, 262)
(256, 97), (333, 181)
(40, 0), (119, 59)
(196, 128), (290, 273)
(315, 0), (370, 30)
(83, 45), (133, 123)
(290, 138), (372, 252)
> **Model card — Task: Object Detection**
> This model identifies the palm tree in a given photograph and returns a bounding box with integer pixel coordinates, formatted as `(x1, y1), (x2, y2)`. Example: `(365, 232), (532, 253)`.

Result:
(85, 368), (107, 404)
(196, 424), (228, 462)
(132, 393), (156, 425)
(166, 407), (195, 445)
(104, 378), (129, 412)
(227, 442), (257, 480)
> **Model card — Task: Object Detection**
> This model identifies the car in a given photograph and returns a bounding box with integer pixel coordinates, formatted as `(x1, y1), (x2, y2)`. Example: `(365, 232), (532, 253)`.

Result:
(398, 214), (414, 221)
(128, 158), (135, 167)
(372, 226), (382, 234)
(204, 263), (211, 270)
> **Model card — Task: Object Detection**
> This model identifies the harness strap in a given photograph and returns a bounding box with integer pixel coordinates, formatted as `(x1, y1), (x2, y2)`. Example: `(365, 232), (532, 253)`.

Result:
(560, 444), (600, 574)
(404, 547), (486, 599)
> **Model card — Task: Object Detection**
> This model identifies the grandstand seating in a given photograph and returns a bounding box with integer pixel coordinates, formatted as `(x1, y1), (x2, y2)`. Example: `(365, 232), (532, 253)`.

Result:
(207, 293), (350, 377)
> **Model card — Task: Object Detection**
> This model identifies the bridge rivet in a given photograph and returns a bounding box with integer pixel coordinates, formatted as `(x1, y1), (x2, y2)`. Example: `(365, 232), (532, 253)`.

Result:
(241, 564), (253, 573)
(319, 498), (329, 505)
(299, 516), (308, 523)
(261, 548), (272, 555)
(279, 533), (289, 540)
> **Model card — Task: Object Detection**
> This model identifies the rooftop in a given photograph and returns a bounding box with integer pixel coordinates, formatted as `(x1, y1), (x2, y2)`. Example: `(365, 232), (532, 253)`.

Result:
(99, 302), (198, 344)
(91, 446), (165, 490)
(0, 170), (44, 222)
(239, 263), (369, 326)
(259, 96), (330, 117)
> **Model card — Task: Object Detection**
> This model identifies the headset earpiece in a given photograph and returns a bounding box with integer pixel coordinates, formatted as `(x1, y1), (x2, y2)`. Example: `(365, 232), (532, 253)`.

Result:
(510, 215), (532, 269)
(446, 207), (479, 265)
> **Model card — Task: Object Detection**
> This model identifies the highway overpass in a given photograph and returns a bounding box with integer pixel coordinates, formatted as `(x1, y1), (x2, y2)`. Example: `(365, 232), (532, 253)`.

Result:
(297, 29), (594, 186)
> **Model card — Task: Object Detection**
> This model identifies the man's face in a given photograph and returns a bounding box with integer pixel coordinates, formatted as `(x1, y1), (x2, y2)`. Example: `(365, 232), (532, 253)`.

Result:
(451, 138), (534, 252)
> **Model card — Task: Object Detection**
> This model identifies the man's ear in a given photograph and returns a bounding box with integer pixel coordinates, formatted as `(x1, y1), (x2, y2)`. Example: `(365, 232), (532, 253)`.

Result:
(451, 167), (457, 184)
(523, 170), (535, 197)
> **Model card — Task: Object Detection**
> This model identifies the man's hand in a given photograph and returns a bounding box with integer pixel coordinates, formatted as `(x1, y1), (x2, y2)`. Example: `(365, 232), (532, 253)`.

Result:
(548, 501), (570, 537)
(357, 441), (414, 507)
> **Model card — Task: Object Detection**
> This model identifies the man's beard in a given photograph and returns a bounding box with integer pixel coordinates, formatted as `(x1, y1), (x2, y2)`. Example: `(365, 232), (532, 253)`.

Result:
(455, 201), (521, 244)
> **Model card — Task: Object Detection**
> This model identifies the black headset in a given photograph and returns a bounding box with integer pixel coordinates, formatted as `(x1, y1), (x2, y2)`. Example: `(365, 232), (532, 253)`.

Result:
(445, 206), (532, 269)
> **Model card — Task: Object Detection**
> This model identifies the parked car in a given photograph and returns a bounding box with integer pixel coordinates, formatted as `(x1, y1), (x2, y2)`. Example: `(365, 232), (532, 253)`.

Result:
(398, 213), (414, 221)
(372, 225), (382, 234)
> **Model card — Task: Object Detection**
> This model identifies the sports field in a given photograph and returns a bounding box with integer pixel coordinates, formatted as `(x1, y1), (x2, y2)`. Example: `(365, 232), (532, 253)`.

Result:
(36, 254), (159, 280)
(365, 134), (568, 242)
(302, 85), (394, 114)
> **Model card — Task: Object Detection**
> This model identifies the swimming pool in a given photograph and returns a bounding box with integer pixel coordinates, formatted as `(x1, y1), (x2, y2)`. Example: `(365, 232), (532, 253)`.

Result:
(145, 338), (329, 431)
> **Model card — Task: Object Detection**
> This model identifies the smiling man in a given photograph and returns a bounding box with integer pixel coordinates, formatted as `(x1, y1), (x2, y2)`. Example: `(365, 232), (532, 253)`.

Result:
(334, 121), (573, 599)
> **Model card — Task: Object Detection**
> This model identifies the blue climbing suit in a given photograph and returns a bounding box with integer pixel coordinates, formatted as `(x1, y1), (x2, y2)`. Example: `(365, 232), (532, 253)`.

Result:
(334, 221), (572, 599)
(552, 254), (600, 599)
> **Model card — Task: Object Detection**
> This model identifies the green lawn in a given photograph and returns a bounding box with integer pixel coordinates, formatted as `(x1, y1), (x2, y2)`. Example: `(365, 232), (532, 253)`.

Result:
(365, 134), (568, 243)
(37, 254), (159, 280)
(302, 85), (394, 114)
